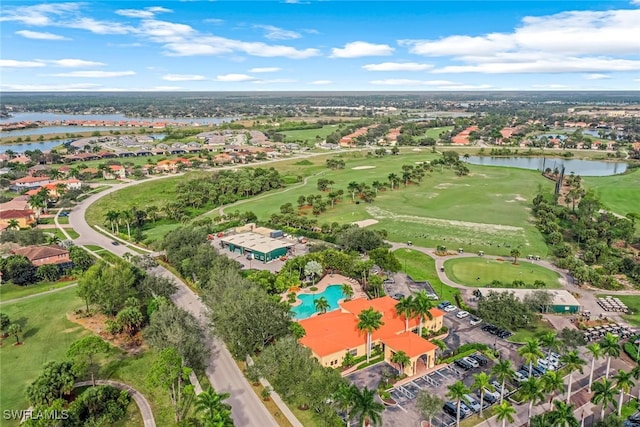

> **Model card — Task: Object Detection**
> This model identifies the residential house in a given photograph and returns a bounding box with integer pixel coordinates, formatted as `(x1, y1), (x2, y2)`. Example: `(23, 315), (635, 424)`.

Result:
(9, 176), (51, 191)
(299, 296), (444, 376)
(0, 209), (36, 229)
(103, 165), (126, 180)
(451, 126), (479, 145)
(12, 245), (72, 268)
(155, 158), (192, 173)
(27, 164), (50, 177)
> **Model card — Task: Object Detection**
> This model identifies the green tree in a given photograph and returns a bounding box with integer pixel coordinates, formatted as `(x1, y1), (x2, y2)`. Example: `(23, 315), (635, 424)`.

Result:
(0, 313), (10, 336)
(391, 351), (410, 375)
(540, 331), (562, 360)
(520, 377), (545, 427)
(612, 370), (634, 416)
(7, 219), (20, 230)
(394, 295), (414, 332)
(304, 260), (323, 286)
(2, 255), (37, 285)
(314, 296), (330, 314)
(600, 332), (620, 379)
(447, 380), (470, 427)
(367, 248), (401, 273)
(494, 401), (517, 427)
(541, 370), (565, 409)
(36, 263), (60, 282)
(412, 290), (434, 337)
(416, 390), (443, 427)
(510, 248), (521, 264)
(518, 338), (544, 376)
(147, 347), (194, 423)
(26, 361), (77, 406)
(548, 400), (579, 427)
(334, 383), (358, 424)
(194, 387), (234, 427)
(116, 306), (144, 337)
(341, 283), (354, 300)
(591, 379), (617, 421)
(67, 336), (110, 386)
(491, 359), (515, 404)
(8, 322), (22, 344)
(472, 372), (492, 418)
(69, 246), (95, 271)
(357, 308), (384, 363)
(351, 387), (385, 427)
(77, 261), (136, 316)
(560, 350), (585, 404)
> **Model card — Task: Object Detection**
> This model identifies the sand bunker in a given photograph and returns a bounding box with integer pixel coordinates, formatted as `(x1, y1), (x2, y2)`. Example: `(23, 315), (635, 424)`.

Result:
(352, 166), (376, 170)
(352, 219), (379, 228)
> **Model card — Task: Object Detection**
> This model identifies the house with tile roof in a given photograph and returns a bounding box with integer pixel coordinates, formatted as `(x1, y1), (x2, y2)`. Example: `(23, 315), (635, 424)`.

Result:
(103, 164), (127, 180)
(9, 176), (51, 191)
(12, 245), (72, 268)
(0, 209), (36, 229)
(298, 296), (444, 376)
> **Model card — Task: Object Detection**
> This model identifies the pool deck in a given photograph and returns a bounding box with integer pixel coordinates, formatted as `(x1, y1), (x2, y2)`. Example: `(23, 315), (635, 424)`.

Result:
(288, 274), (368, 313)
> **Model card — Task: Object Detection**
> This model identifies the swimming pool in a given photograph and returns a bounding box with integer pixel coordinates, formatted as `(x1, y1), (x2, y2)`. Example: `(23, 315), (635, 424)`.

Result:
(291, 284), (344, 320)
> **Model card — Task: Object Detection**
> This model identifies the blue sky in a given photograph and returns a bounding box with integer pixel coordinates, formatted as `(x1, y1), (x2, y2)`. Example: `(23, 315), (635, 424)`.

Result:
(1, 0), (639, 91)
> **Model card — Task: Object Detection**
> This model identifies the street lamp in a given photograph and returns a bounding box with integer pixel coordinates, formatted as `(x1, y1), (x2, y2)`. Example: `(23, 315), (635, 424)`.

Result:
(635, 338), (640, 363)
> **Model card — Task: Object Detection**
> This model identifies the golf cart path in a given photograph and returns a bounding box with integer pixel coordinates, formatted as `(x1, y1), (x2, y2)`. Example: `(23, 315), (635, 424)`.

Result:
(0, 283), (78, 305)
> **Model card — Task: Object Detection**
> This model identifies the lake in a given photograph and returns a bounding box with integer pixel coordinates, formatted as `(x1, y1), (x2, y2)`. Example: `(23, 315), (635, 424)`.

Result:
(1, 134), (167, 154)
(464, 156), (628, 177)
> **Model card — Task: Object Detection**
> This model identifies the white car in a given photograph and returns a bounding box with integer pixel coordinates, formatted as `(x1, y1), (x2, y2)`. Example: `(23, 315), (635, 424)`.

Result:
(463, 356), (480, 368)
(456, 310), (470, 319)
(470, 316), (482, 325)
(444, 305), (458, 312)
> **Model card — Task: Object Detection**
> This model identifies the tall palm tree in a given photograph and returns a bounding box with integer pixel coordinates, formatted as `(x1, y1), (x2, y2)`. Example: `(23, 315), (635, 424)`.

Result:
(394, 295), (414, 332)
(357, 308), (384, 363)
(612, 370), (635, 417)
(586, 343), (603, 392)
(491, 359), (515, 404)
(412, 290), (433, 338)
(518, 338), (544, 376)
(600, 333), (621, 379)
(494, 401), (517, 427)
(105, 210), (120, 233)
(630, 364), (640, 402)
(347, 181), (360, 202)
(341, 283), (354, 301)
(541, 331), (562, 359)
(446, 380), (469, 427)
(472, 372), (492, 418)
(194, 387), (234, 427)
(541, 370), (565, 409)
(591, 379), (617, 421)
(391, 351), (411, 375)
(350, 387), (385, 427)
(314, 297), (330, 314)
(334, 383), (358, 427)
(510, 248), (521, 264)
(561, 351), (586, 404)
(548, 400), (579, 427)
(520, 377), (545, 427)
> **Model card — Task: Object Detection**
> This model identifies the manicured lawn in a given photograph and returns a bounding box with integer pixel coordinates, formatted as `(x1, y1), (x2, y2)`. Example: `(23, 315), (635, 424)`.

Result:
(279, 124), (342, 143)
(508, 319), (555, 343)
(392, 248), (460, 302)
(0, 287), (88, 424)
(84, 244), (104, 252)
(584, 168), (640, 234)
(45, 228), (80, 240)
(57, 216), (70, 224)
(0, 279), (76, 303)
(597, 294), (640, 327)
(421, 126), (454, 140)
(443, 257), (561, 288)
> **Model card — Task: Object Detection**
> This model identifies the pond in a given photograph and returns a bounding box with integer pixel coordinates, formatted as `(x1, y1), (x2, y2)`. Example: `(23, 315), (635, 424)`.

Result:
(464, 155), (628, 177)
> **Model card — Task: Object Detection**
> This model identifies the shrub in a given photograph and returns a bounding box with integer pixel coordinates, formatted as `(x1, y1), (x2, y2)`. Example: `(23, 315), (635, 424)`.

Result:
(309, 286), (318, 292)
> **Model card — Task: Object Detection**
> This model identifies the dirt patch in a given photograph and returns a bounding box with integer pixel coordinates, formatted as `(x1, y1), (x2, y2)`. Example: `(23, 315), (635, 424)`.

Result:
(351, 166), (376, 170)
(68, 312), (145, 354)
(352, 219), (379, 228)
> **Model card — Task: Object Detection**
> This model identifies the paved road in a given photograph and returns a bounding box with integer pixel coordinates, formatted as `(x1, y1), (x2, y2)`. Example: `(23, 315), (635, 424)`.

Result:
(68, 175), (281, 426)
(0, 283), (77, 305)
(74, 380), (155, 427)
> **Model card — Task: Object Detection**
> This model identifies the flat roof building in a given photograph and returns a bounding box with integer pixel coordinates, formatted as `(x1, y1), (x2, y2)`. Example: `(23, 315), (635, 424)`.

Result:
(477, 288), (581, 314)
(219, 232), (294, 263)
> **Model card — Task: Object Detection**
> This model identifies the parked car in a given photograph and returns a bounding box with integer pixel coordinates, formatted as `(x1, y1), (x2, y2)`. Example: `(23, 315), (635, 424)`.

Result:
(470, 316), (482, 326)
(462, 356), (479, 368)
(470, 353), (488, 366)
(455, 359), (473, 370)
(444, 305), (458, 312)
(463, 394), (481, 413)
(392, 293), (404, 300)
(456, 310), (470, 319)
(481, 389), (498, 404)
(490, 380), (502, 391)
(443, 401), (467, 419)
(111, 241), (120, 246)
(538, 358), (556, 371)
(437, 301), (451, 310)
(514, 371), (527, 383)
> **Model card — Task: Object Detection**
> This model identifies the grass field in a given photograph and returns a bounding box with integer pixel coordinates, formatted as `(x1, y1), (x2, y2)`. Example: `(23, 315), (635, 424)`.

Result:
(443, 257), (562, 288)
(46, 228), (80, 240)
(421, 126), (454, 140)
(597, 294), (640, 326)
(0, 280), (76, 302)
(0, 287), (88, 423)
(584, 168), (640, 232)
(392, 248), (460, 302)
(279, 124), (342, 143)
(508, 319), (555, 343)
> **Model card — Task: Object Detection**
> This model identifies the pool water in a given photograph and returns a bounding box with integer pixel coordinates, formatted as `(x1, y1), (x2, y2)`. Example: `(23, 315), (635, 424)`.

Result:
(291, 284), (344, 320)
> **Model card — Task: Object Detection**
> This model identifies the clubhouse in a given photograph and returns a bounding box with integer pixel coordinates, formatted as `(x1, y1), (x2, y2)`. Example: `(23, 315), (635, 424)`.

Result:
(299, 296), (445, 376)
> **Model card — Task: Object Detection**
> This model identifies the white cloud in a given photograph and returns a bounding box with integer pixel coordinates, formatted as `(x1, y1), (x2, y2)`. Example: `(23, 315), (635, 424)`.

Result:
(139, 19), (195, 42)
(204, 18), (224, 24)
(116, 6), (172, 18)
(362, 62), (433, 71)
(68, 17), (134, 34)
(309, 80), (332, 85)
(252, 78), (297, 84)
(47, 59), (105, 67)
(162, 74), (206, 81)
(215, 73), (257, 82)
(0, 83), (101, 91)
(51, 70), (136, 78)
(164, 36), (319, 58)
(163, 43), (230, 56)
(0, 2), (81, 26)
(249, 67), (281, 73)
(146, 7), (173, 13)
(0, 59), (46, 68)
(254, 25), (301, 40)
(15, 30), (68, 40)
(584, 73), (611, 80)
(431, 56), (640, 74)
(330, 41), (394, 58)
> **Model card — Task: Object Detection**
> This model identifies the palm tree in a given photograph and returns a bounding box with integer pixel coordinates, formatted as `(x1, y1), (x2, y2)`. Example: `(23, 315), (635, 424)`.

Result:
(394, 295), (414, 332)
(314, 297), (330, 314)
(586, 343), (603, 392)
(8, 323), (22, 344)
(347, 181), (360, 202)
(351, 387), (385, 427)
(146, 205), (159, 223)
(612, 370), (635, 416)
(491, 359), (515, 404)
(541, 331), (562, 360)
(591, 379), (617, 421)
(391, 351), (411, 375)
(520, 377), (545, 427)
(341, 283), (354, 300)
(494, 401), (517, 427)
(472, 372), (492, 418)
(561, 351), (586, 404)
(357, 308), (384, 363)
(446, 380), (469, 427)
(7, 219), (20, 230)
(412, 290), (433, 338)
(510, 248), (521, 264)
(194, 387), (234, 426)
(541, 370), (565, 409)
(518, 338), (544, 376)
(548, 400), (579, 427)
(630, 364), (640, 402)
(46, 235), (61, 246)
(600, 332), (621, 379)
(120, 209), (134, 240)
(334, 383), (358, 426)
(105, 210), (120, 233)
(387, 173), (399, 190)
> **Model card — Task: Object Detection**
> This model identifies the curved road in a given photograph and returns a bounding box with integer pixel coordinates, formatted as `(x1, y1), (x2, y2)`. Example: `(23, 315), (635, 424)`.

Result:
(73, 380), (155, 427)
